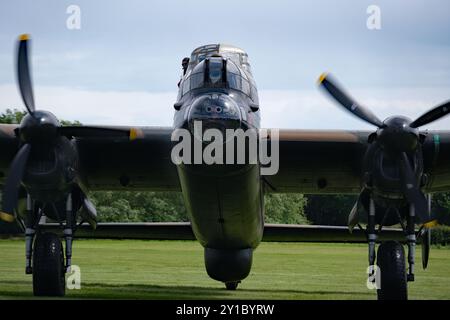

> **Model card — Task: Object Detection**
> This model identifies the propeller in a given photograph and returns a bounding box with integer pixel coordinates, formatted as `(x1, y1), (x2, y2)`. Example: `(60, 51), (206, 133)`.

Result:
(318, 73), (450, 131)
(17, 34), (35, 115)
(318, 73), (446, 226)
(0, 34), (136, 222)
(318, 73), (384, 128)
(410, 100), (450, 128)
(1, 144), (31, 217)
(421, 227), (431, 269)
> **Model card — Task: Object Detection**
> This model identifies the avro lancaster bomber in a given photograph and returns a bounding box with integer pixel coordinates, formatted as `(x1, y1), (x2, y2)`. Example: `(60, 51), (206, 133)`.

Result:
(1, 36), (449, 299)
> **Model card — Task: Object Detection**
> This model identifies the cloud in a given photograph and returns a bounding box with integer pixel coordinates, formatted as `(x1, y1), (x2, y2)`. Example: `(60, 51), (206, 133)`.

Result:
(0, 84), (177, 126)
(1, 84), (449, 130)
(260, 88), (450, 130)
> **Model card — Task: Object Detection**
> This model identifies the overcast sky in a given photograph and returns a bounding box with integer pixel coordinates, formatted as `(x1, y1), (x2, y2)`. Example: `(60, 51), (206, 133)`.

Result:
(0, 0), (449, 129)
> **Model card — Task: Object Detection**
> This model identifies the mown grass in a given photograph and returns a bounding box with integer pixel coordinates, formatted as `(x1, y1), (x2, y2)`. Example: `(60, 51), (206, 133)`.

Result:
(0, 239), (449, 299)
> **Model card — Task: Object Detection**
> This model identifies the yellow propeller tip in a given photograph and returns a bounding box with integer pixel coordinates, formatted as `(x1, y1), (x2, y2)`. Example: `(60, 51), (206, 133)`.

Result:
(19, 34), (30, 41)
(129, 128), (142, 141)
(0, 211), (15, 223)
(318, 72), (328, 85)
(424, 219), (439, 229)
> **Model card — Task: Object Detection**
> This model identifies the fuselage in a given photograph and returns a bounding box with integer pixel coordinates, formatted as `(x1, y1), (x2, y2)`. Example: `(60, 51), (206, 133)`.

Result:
(172, 44), (264, 250)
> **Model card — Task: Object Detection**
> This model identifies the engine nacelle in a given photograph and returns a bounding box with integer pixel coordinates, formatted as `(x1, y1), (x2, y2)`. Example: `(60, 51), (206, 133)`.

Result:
(365, 144), (424, 206)
(23, 137), (78, 203)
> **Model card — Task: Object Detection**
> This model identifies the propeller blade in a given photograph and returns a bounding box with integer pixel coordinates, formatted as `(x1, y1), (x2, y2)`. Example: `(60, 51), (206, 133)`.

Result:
(0, 144), (31, 222)
(59, 126), (135, 140)
(421, 194), (432, 269)
(398, 152), (436, 225)
(410, 100), (450, 128)
(318, 73), (384, 128)
(17, 34), (35, 115)
(348, 202), (358, 233)
(348, 188), (369, 233)
(421, 227), (431, 269)
(80, 196), (97, 230)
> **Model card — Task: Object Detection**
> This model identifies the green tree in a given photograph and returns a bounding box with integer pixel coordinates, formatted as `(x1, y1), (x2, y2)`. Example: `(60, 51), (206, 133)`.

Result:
(264, 193), (308, 224)
(305, 194), (357, 226)
(60, 119), (82, 126)
(0, 108), (26, 123)
(89, 192), (143, 222)
(431, 193), (450, 226)
(0, 108), (81, 126)
(131, 192), (188, 222)
(90, 191), (188, 222)
(90, 191), (309, 224)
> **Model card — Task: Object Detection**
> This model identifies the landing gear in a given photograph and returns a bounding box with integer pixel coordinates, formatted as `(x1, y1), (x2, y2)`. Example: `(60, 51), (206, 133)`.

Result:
(225, 281), (240, 290)
(365, 195), (427, 300)
(406, 203), (416, 283)
(22, 193), (77, 297)
(376, 241), (407, 300)
(33, 232), (66, 296)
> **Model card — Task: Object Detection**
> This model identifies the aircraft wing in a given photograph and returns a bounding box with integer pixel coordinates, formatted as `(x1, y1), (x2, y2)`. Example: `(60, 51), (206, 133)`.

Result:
(263, 129), (367, 194)
(75, 126), (180, 191)
(76, 127), (370, 194)
(0, 124), (180, 191)
(2, 125), (450, 194)
(0, 124), (21, 174)
(264, 129), (450, 194)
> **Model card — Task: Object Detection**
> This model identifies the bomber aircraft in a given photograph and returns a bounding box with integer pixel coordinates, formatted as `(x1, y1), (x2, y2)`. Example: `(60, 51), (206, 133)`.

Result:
(0, 35), (449, 300)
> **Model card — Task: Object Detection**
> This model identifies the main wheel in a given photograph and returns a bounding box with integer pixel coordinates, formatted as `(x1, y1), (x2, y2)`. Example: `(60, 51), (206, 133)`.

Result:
(376, 241), (407, 300)
(225, 281), (239, 290)
(33, 232), (66, 297)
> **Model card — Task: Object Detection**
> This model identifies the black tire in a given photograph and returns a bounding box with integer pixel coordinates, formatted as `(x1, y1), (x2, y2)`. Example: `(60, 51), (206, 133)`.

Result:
(33, 232), (66, 297)
(225, 281), (239, 290)
(376, 241), (407, 300)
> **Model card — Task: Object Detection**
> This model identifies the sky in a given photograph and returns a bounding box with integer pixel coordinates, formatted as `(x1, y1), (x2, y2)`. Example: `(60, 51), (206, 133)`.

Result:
(0, 0), (449, 129)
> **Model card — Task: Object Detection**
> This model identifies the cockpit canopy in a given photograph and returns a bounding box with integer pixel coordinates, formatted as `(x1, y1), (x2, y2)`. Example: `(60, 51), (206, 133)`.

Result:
(180, 56), (257, 102)
(179, 45), (258, 104)
(188, 44), (253, 75)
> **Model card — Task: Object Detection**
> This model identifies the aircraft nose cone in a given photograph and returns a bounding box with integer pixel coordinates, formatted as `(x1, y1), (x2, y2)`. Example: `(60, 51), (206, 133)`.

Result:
(188, 94), (242, 137)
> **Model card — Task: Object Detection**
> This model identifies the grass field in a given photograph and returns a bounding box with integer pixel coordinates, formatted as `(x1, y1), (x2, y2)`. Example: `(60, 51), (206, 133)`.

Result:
(0, 239), (449, 299)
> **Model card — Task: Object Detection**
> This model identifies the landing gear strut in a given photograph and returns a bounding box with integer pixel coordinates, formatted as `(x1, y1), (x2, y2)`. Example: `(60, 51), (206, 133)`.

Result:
(24, 193), (76, 297)
(25, 194), (36, 275)
(64, 194), (74, 273)
(406, 203), (416, 283)
(366, 196), (423, 300)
